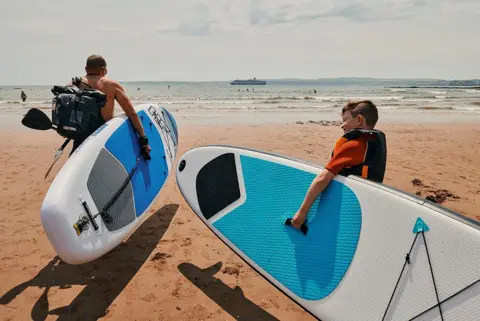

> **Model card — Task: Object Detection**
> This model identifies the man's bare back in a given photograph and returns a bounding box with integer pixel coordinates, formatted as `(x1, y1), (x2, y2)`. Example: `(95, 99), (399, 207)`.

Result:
(69, 54), (150, 156)
(79, 75), (131, 122)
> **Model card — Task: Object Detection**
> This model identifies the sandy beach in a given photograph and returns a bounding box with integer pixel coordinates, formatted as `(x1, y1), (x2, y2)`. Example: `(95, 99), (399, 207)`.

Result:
(1, 119), (479, 321)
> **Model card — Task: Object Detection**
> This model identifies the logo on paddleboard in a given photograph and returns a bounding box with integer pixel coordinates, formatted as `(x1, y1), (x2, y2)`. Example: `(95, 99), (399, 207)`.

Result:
(148, 106), (177, 161)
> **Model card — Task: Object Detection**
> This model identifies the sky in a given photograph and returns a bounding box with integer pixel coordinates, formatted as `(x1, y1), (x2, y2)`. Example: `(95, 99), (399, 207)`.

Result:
(1, 0), (479, 85)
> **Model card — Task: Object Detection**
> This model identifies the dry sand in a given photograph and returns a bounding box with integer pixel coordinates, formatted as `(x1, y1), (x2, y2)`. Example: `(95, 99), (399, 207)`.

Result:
(1, 122), (479, 320)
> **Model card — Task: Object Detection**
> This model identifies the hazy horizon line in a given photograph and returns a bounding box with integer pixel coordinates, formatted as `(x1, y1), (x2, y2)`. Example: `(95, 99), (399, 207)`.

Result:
(2, 76), (479, 87)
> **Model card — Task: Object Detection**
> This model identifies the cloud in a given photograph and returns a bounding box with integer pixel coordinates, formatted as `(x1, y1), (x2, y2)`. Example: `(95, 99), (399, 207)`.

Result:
(246, 0), (480, 27)
(248, 1), (395, 27)
(176, 19), (215, 36)
(0, 0), (479, 84)
(151, 2), (216, 36)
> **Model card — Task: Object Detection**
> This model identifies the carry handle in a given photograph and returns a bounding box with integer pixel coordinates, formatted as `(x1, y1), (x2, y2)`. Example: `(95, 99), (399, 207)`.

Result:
(285, 218), (308, 235)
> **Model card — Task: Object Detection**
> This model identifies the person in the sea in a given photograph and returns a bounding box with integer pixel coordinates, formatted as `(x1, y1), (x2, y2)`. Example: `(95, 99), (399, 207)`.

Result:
(290, 100), (387, 230)
(20, 90), (27, 102)
(66, 54), (151, 156)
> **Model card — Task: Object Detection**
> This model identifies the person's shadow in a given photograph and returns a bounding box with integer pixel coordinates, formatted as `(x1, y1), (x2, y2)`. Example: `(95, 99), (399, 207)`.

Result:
(178, 261), (280, 321)
(0, 203), (179, 321)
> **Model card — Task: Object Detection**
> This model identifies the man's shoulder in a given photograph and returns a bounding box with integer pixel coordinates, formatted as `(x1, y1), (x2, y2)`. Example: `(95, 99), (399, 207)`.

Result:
(100, 77), (120, 87)
(98, 78), (122, 95)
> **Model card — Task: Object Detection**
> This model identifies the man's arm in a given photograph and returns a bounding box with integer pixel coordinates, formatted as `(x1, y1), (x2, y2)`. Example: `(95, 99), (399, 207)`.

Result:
(112, 81), (151, 158)
(113, 82), (146, 137)
(291, 169), (335, 229)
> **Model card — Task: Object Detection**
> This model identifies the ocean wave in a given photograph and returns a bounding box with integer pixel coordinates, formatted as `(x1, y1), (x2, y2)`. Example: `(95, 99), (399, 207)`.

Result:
(409, 95), (449, 100)
(403, 99), (439, 103)
(454, 106), (480, 111)
(415, 106), (454, 110)
(461, 89), (479, 93)
(134, 96), (302, 102)
(0, 100), (50, 105)
(135, 95), (411, 105)
(429, 91), (447, 94)
(306, 96), (405, 102)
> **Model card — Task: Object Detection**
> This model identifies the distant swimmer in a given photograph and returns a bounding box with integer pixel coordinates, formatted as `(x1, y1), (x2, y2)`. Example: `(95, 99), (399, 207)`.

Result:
(21, 90), (27, 102)
(314, 89), (317, 94)
(168, 85), (170, 89)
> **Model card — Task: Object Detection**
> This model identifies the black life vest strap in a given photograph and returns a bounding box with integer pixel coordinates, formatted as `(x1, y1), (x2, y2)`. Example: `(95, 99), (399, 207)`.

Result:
(336, 129), (387, 183)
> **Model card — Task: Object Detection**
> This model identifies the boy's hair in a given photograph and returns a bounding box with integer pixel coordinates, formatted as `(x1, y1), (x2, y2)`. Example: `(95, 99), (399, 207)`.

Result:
(342, 100), (378, 128)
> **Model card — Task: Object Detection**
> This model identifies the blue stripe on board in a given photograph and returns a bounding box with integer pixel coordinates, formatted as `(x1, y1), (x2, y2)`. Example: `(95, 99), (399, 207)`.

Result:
(105, 110), (169, 217)
(213, 155), (362, 300)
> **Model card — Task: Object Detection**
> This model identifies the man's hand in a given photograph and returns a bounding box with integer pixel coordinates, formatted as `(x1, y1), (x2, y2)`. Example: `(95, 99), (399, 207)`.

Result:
(143, 144), (151, 154)
(140, 144), (151, 160)
(291, 210), (307, 230)
(138, 136), (151, 160)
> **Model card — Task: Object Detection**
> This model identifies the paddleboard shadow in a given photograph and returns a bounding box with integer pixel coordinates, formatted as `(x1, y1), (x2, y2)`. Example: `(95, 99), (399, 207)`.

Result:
(0, 204), (178, 321)
(178, 261), (280, 321)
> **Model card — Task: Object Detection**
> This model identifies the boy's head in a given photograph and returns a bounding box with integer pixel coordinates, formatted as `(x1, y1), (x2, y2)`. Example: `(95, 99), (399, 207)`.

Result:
(341, 100), (378, 133)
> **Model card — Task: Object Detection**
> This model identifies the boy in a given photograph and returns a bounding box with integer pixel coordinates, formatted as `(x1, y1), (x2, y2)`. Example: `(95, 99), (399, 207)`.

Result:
(291, 100), (387, 230)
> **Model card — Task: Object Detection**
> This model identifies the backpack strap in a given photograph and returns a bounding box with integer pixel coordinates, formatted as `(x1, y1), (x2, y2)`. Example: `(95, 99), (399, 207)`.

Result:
(71, 76), (94, 89)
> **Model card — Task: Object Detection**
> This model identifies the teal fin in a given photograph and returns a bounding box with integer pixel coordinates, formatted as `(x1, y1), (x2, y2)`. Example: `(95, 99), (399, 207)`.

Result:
(413, 217), (430, 233)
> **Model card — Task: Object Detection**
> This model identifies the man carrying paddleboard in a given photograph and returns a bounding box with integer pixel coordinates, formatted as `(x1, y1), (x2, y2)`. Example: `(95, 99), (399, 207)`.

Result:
(291, 100), (387, 230)
(67, 54), (151, 156)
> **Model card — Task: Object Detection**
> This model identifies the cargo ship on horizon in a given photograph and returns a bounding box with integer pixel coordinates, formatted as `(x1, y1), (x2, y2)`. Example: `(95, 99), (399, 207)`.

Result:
(230, 77), (267, 85)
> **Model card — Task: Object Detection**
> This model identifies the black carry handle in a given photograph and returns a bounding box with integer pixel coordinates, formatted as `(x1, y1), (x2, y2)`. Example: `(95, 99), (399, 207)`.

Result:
(141, 147), (151, 160)
(285, 218), (308, 236)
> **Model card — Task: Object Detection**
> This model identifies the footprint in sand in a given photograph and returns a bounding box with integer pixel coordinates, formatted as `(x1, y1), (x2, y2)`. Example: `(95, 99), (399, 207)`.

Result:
(141, 293), (157, 303)
(150, 252), (172, 264)
(181, 237), (192, 247)
(222, 266), (240, 277)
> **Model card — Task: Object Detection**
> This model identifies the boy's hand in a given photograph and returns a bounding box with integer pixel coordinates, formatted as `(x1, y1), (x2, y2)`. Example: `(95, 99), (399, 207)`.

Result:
(291, 210), (307, 230)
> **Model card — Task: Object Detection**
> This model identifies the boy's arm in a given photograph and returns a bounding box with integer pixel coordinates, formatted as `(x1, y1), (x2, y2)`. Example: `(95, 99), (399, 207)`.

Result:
(290, 140), (366, 230)
(291, 169), (335, 229)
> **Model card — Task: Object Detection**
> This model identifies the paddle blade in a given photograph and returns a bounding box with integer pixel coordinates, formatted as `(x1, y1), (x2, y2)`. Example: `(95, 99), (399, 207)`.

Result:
(21, 108), (53, 131)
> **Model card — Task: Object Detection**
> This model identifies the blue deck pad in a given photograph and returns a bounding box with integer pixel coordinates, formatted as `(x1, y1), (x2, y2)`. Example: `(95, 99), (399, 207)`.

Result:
(105, 110), (169, 217)
(213, 155), (362, 300)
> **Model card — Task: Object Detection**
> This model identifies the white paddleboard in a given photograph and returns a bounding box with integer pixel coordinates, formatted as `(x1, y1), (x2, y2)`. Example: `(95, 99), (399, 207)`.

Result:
(41, 104), (178, 265)
(176, 145), (480, 321)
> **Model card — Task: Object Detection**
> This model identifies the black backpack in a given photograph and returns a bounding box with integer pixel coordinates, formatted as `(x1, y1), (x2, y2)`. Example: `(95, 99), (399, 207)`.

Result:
(51, 78), (107, 140)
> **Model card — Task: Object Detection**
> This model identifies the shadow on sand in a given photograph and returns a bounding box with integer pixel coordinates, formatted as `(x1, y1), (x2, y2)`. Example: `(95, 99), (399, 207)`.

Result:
(178, 261), (280, 321)
(1, 204), (179, 321)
